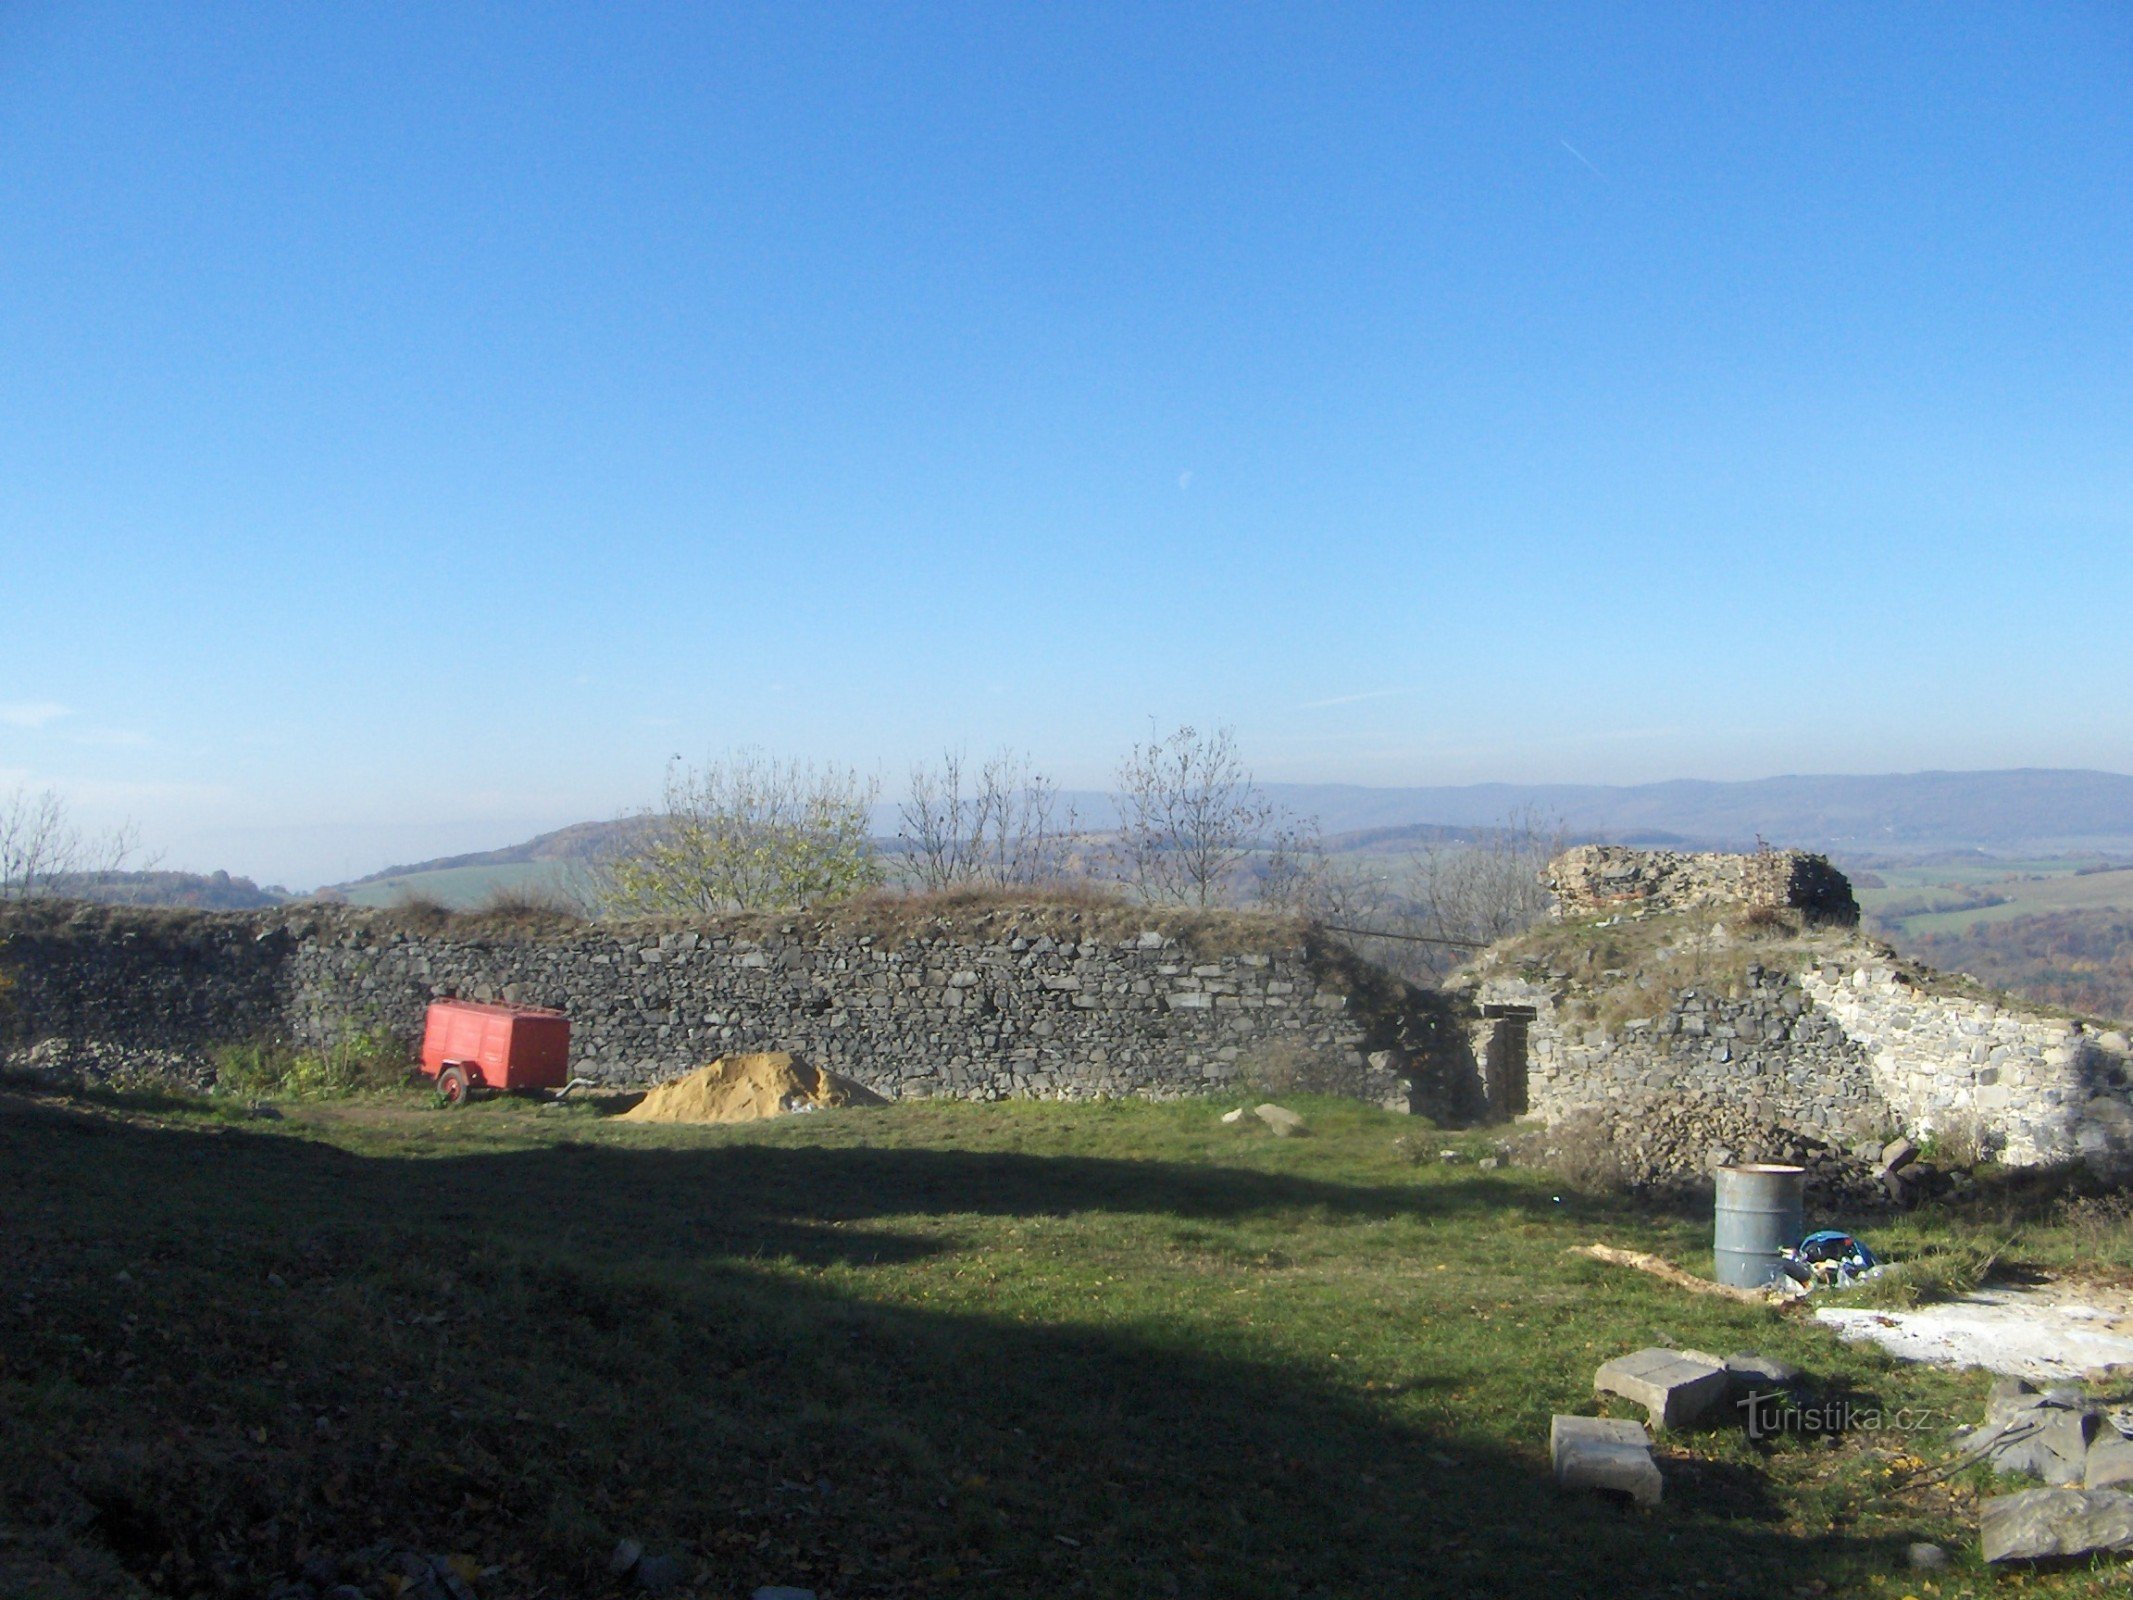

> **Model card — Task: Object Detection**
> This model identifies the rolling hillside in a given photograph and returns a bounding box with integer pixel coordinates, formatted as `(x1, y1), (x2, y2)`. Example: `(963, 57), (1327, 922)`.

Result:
(317, 768), (2133, 910)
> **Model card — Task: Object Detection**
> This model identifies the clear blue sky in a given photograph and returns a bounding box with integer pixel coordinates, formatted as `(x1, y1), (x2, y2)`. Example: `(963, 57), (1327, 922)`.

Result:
(3, 4), (2128, 886)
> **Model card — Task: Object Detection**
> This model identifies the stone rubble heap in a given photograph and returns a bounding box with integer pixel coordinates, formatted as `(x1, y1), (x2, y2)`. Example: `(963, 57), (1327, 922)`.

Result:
(1963, 1378), (2133, 1566)
(1962, 1378), (2133, 1491)
(1523, 1092), (1886, 1204)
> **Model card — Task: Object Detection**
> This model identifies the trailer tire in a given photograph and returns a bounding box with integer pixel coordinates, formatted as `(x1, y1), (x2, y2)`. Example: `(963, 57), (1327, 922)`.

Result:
(437, 1066), (472, 1107)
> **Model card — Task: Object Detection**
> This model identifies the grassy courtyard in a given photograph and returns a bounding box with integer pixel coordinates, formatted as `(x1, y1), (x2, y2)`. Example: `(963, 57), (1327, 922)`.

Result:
(0, 1085), (2118, 1598)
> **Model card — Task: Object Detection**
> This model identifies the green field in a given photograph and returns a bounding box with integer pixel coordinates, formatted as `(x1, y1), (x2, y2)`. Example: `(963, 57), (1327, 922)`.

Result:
(1854, 859), (2133, 939)
(8, 1082), (2130, 1598)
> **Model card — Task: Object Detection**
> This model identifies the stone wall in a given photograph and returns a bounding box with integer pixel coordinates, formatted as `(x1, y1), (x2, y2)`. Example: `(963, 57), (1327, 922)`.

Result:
(1547, 845), (1859, 926)
(1476, 962), (1891, 1151)
(0, 900), (1459, 1111)
(1800, 957), (2133, 1169)
(0, 904), (290, 1081)
(1482, 847), (2133, 1177)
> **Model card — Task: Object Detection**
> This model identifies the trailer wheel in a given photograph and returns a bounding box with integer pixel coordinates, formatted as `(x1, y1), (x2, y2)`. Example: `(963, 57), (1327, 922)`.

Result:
(437, 1066), (472, 1107)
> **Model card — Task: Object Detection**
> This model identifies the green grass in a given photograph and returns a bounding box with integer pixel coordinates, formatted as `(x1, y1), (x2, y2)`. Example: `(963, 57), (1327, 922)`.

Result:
(1, 1087), (2123, 1599)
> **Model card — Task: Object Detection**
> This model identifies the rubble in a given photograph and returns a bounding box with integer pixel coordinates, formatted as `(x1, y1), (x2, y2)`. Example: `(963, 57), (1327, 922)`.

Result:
(1959, 1379), (2133, 1487)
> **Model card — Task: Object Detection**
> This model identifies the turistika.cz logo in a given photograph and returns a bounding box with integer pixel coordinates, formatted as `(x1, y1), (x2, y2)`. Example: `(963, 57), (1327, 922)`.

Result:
(1741, 1390), (1940, 1441)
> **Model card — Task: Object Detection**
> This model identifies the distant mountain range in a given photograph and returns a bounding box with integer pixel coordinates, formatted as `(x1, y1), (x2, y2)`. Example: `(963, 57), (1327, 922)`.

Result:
(324, 768), (2133, 892)
(1258, 769), (2133, 858)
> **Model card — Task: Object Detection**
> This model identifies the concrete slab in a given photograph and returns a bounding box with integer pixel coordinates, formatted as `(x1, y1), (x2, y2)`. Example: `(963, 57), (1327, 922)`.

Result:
(1594, 1348), (1731, 1429)
(1550, 1414), (1661, 1507)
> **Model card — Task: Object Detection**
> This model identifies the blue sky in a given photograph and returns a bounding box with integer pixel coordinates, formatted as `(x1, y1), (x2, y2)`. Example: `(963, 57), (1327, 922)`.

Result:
(3, 4), (2129, 886)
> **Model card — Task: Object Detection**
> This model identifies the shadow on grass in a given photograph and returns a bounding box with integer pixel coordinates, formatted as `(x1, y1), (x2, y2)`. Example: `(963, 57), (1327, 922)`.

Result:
(0, 1092), (1908, 1600)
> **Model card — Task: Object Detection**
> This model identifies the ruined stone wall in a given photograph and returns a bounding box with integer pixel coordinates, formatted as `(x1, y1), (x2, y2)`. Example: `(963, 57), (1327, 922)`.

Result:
(1482, 840), (2133, 1174)
(1494, 949), (2133, 1175)
(1476, 962), (1891, 1150)
(0, 901), (1453, 1110)
(0, 903), (292, 1081)
(1470, 960), (1895, 1203)
(1799, 958), (2133, 1169)
(1546, 845), (1859, 926)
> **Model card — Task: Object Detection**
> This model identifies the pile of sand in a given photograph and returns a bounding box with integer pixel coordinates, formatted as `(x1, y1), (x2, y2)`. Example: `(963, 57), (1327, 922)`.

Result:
(619, 1051), (885, 1125)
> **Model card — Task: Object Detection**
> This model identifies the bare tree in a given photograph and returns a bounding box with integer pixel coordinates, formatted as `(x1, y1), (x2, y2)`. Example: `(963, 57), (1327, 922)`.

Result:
(1285, 809), (1565, 983)
(602, 752), (882, 914)
(0, 787), (143, 899)
(899, 749), (979, 892)
(1253, 817), (1400, 928)
(1113, 724), (1273, 907)
(899, 749), (1081, 893)
(1403, 807), (1563, 948)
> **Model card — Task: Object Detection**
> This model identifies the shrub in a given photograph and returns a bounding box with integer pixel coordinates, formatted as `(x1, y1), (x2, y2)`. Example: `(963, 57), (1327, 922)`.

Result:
(2053, 1191), (2133, 1270)
(384, 893), (456, 934)
(1922, 1112), (1997, 1169)
(1736, 905), (1800, 939)
(1235, 1041), (1315, 1095)
(473, 885), (589, 927)
(1512, 1109), (1630, 1193)
(212, 1030), (409, 1099)
(1848, 1236), (2009, 1308)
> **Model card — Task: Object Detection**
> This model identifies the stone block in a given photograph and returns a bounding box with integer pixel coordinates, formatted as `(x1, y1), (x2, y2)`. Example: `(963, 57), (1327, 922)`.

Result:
(1254, 1103), (1306, 1137)
(1594, 1348), (1731, 1429)
(1723, 1352), (1801, 1393)
(1983, 1487), (2133, 1563)
(1550, 1414), (1661, 1506)
(2088, 1432), (2133, 1492)
(1974, 1403), (2098, 1486)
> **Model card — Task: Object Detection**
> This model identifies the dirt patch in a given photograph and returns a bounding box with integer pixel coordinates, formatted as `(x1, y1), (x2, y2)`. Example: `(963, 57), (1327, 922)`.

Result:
(1816, 1279), (2133, 1380)
(618, 1052), (886, 1125)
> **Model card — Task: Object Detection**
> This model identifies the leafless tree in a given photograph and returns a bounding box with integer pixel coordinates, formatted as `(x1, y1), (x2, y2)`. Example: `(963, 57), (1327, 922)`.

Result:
(0, 787), (144, 899)
(602, 752), (882, 914)
(1403, 807), (1564, 948)
(1287, 809), (1565, 983)
(1113, 724), (1273, 907)
(899, 749), (1080, 891)
(1254, 814), (1326, 914)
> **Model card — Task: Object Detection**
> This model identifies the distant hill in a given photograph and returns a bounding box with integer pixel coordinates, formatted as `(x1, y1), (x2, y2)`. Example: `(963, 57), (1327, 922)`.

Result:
(336, 818), (656, 887)
(43, 870), (291, 910)
(1906, 909), (2133, 1026)
(328, 769), (2133, 903)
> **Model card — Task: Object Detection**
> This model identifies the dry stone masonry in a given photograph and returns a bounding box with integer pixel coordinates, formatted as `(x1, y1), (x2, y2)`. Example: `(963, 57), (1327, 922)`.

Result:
(0, 900), (1456, 1110)
(1480, 848), (2133, 1182)
(8, 847), (2129, 1175)
(1547, 844), (1860, 926)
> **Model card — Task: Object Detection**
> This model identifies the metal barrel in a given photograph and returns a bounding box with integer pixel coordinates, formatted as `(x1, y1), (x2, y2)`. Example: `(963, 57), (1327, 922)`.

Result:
(1713, 1164), (1805, 1289)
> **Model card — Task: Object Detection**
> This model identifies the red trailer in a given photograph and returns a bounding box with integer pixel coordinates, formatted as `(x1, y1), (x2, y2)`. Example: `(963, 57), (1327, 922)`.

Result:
(420, 1000), (572, 1105)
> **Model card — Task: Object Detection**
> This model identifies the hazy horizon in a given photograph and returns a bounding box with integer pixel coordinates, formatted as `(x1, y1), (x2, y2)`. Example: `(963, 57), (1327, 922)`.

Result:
(100, 764), (2133, 893)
